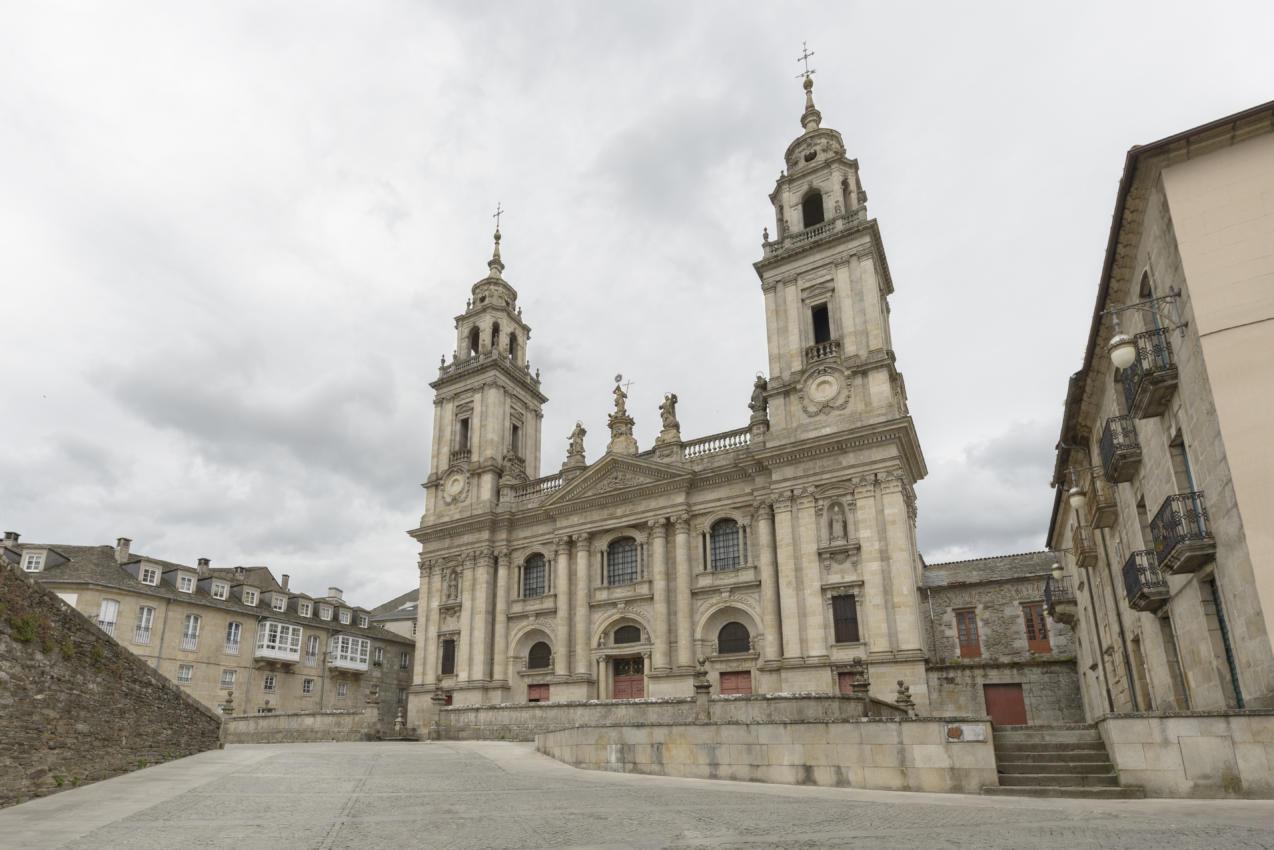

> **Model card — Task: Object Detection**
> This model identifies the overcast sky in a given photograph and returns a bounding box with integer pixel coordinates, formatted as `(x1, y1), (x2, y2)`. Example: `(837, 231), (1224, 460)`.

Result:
(3, 2), (1271, 609)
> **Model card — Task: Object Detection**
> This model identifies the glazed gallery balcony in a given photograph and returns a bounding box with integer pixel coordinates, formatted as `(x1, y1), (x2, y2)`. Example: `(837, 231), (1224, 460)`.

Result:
(1123, 550), (1169, 613)
(1044, 575), (1078, 627)
(1100, 416), (1142, 483)
(1121, 329), (1178, 419)
(254, 621), (303, 665)
(1151, 492), (1215, 574)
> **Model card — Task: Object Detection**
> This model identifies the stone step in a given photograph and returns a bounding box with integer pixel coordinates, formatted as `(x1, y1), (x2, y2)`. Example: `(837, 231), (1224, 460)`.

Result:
(997, 760), (1113, 775)
(993, 748), (1113, 764)
(998, 772), (1120, 788)
(993, 723), (1096, 731)
(993, 742), (1110, 756)
(992, 729), (1104, 744)
(982, 785), (1146, 799)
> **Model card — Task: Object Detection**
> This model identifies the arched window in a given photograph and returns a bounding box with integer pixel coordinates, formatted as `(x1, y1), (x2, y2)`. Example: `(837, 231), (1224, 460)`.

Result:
(606, 537), (638, 585)
(717, 621), (750, 654)
(491, 322), (501, 351)
(710, 519), (741, 571)
(522, 554), (546, 598)
(614, 625), (641, 645)
(508, 332), (518, 361)
(801, 191), (825, 228)
(527, 641), (551, 669)
(468, 327), (480, 356)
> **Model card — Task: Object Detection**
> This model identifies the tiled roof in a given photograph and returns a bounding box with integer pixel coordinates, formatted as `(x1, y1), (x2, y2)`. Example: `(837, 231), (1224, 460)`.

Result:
(3, 542), (412, 645)
(371, 588), (418, 618)
(922, 551), (1057, 588)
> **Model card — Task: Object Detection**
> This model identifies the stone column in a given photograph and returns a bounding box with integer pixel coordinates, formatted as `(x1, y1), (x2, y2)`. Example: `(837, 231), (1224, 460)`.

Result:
(468, 550), (494, 682)
(573, 533), (591, 676)
(772, 492), (805, 659)
(554, 537), (572, 676)
(457, 560), (475, 681)
(855, 477), (895, 650)
(648, 519), (671, 671)
(796, 489), (829, 660)
(415, 559), (434, 687)
(754, 500), (783, 662)
(881, 475), (925, 654)
(491, 549), (510, 685)
(673, 513), (694, 669)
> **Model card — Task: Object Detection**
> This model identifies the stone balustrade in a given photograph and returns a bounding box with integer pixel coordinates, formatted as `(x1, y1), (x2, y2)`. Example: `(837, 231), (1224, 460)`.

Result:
(683, 427), (751, 460)
(512, 473), (563, 501)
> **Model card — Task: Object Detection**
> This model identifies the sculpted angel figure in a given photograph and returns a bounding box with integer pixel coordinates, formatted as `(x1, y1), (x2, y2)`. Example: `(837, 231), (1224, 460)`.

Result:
(567, 421), (586, 456)
(659, 392), (679, 430)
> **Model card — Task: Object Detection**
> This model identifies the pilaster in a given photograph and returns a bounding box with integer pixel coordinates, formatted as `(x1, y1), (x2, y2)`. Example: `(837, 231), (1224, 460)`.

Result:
(854, 477), (896, 652)
(795, 488), (829, 660)
(573, 533), (591, 676)
(754, 499), (783, 661)
(880, 475), (925, 655)
(772, 492), (804, 659)
(553, 537), (572, 676)
(673, 514), (694, 669)
(648, 518), (671, 671)
(457, 559), (474, 681)
(491, 548), (510, 685)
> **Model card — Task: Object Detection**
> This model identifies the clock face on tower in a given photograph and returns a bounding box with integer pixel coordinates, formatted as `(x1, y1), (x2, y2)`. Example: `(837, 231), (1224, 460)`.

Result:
(441, 469), (470, 505)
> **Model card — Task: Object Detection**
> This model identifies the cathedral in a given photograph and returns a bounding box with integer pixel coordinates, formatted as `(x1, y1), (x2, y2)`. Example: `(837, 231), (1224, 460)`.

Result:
(408, 74), (933, 713)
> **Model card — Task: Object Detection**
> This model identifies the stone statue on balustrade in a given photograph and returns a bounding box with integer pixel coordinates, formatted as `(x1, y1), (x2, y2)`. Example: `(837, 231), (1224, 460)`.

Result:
(606, 380), (638, 456)
(654, 392), (682, 460)
(562, 421), (588, 476)
(749, 374), (769, 420)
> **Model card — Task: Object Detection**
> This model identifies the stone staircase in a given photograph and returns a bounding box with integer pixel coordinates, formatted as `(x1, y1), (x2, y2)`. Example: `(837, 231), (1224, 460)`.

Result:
(982, 724), (1145, 799)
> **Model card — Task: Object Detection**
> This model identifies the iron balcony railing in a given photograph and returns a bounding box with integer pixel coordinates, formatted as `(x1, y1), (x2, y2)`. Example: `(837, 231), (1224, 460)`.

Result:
(1099, 415), (1142, 483)
(1044, 575), (1076, 623)
(1122, 550), (1169, 612)
(224, 641), (241, 656)
(97, 620), (117, 638)
(1151, 491), (1215, 574)
(132, 626), (152, 645)
(180, 635), (198, 651)
(1121, 328), (1178, 418)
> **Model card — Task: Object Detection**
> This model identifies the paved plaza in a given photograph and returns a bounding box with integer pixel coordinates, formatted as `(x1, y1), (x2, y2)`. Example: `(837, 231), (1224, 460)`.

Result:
(2, 742), (1273, 849)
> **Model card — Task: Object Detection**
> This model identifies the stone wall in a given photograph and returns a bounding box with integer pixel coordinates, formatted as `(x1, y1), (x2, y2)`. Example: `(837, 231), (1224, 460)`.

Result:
(537, 718), (998, 794)
(926, 659), (1084, 723)
(222, 709), (373, 744)
(0, 564), (223, 808)
(437, 693), (905, 741)
(1098, 710), (1274, 798)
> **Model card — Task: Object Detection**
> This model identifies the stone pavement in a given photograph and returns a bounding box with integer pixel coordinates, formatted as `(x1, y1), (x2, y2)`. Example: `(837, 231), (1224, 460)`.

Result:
(2, 742), (1273, 849)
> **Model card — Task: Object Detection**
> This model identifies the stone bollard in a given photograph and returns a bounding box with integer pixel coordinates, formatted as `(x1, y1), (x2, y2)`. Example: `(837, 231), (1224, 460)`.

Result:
(692, 656), (712, 722)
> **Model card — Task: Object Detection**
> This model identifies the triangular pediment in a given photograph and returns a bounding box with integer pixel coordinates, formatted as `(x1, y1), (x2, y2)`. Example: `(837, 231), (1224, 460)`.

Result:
(543, 453), (690, 507)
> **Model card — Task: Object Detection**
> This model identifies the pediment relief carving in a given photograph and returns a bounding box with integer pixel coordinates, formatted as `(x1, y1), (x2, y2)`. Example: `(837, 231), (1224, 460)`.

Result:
(543, 456), (689, 507)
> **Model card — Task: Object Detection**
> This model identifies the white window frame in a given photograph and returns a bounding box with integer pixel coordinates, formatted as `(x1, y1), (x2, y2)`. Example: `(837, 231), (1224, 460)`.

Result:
(373, 646), (384, 665)
(256, 621), (303, 655)
(305, 634), (320, 663)
(242, 588), (258, 606)
(134, 606), (155, 644)
(298, 601), (312, 617)
(319, 604), (333, 621)
(211, 581), (228, 600)
(139, 565), (159, 585)
(339, 609), (351, 625)
(271, 595), (287, 612)
(225, 621), (242, 653)
(336, 682), (348, 697)
(21, 551), (45, 572)
(358, 614), (369, 628)
(262, 673), (276, 692)
(302, 678), (315, 695)
(219, 669), (236, 688)
(330, 634), (371, 667)
(177, 664), (194, 683)
(177, 573), (195, 593)
(400, 651), (410, 670)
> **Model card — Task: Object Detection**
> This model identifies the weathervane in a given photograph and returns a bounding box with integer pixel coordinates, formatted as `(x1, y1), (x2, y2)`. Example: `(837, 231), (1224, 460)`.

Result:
(796, 41), (816, 79)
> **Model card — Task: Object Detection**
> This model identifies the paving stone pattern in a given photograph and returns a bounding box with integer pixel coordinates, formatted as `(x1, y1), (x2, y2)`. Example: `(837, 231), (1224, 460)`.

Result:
(31, 743), (1274, 849)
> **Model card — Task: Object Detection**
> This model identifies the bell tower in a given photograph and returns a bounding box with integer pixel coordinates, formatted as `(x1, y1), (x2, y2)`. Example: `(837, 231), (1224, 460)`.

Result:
(753, 73), (911, 444)
(422, 224), (547, 522)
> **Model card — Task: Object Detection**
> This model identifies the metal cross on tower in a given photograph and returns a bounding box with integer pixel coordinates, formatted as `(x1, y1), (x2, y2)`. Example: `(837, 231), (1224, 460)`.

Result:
(492, 201), (504, 231)
(796, 41), (816, 79)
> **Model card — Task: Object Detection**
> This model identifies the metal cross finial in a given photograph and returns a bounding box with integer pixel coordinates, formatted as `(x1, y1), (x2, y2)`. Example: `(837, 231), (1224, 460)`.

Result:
(492, 202), (504, 231)
(796, 41), (816, 79)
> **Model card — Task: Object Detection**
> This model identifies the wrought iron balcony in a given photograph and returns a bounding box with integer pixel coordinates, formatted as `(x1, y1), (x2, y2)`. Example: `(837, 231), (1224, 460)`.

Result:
(97, 620), (117, 638)
(1121, 329), (1178, 419)
(1072, 522), (1097, 569)
(1100, 415), (1142, 483)
(132, 626), (152, 645)
(1151, 491), (1215, 574)
(180, 635), (198, 651)
(805, 339), (841, 364)
(1044, 575), (1078, 626)
(1122, 550), (1169, 612)
(1079, 468), (1118, 529)
(224, 641), (241, 656)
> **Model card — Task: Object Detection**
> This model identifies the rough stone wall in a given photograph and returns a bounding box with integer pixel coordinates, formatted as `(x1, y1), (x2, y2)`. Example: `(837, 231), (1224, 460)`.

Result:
(925, 577), (1076, 663)
(222, 709), (371, 744)
(438, 693), (905, 741)
(926, 661), (1084, 723)
(0, 564), (222, 808)
(536, 718), (998, 794)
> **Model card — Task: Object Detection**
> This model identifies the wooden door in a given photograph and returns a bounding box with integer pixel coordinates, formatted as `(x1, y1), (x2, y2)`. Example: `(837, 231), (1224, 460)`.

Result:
(719, 671), (752, 695)
(612, 657), (645, 699)
(983, 683), (1027, 726)
(837, 672), (856, 694)
(526, 684), (549, 703)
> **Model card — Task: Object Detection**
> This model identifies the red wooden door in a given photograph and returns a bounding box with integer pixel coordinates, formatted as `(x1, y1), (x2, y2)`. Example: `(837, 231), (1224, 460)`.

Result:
(837, 672), (856, 694)
(983, 683), (1027, 726)
(719, 671), (752, 695)
(613, 657), (645, 699)
(526, 684), (549, 703)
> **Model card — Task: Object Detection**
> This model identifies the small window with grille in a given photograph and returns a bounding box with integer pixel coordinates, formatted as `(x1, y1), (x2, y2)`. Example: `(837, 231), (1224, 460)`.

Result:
(832, 595), (860, 644)
(709, 519), (741, 571)
(613, 625), (641, 645)
(717, 622), (751, 654)
(606, 537), (638, 586)
(522, 554), (547, 598)
(528, 641), (552, 669)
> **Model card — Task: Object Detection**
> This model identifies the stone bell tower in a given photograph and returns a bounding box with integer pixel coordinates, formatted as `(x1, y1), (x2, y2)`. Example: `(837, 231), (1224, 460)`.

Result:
(753, 74), (912, 445)
(422, 227), (548, 522)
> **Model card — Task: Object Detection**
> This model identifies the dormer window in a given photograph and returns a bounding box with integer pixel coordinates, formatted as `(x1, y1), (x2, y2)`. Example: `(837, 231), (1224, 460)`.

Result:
(339, 609), (351, 625)
(358, 614), (369, 628)
(140, 565), (160, 585)
(801, 190), (825, 228)
(319, 604), (333, 621)
(243, 588), (259, 606)
(22, 551), (45, 572)
(177, 574), (195, 593)
(211, 581), (228, 600)
(298, 601), (312, 617)
(271, 595), (287, 612)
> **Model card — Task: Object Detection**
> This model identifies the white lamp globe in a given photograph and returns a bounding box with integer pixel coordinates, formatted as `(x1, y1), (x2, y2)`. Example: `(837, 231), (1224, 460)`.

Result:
(1108, 333), (1137, 369)
(1051, 563), (1064, 581)
(1068, 486), (1087, 512)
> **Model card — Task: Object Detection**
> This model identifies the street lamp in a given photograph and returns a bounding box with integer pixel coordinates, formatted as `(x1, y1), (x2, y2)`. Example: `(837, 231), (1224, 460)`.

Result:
(1103, 289), (1186, 369)
(1051, 563), (1065, 582)
(1068, 486), (1087, 512)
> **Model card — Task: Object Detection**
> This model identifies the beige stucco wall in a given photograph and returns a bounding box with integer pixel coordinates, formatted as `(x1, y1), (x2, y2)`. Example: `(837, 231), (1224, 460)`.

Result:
(536, 719), (997, 794)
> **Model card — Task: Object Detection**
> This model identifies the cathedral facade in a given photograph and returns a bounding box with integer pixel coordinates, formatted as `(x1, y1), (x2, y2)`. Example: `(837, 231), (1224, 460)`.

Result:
(408, 76), (932, 715)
